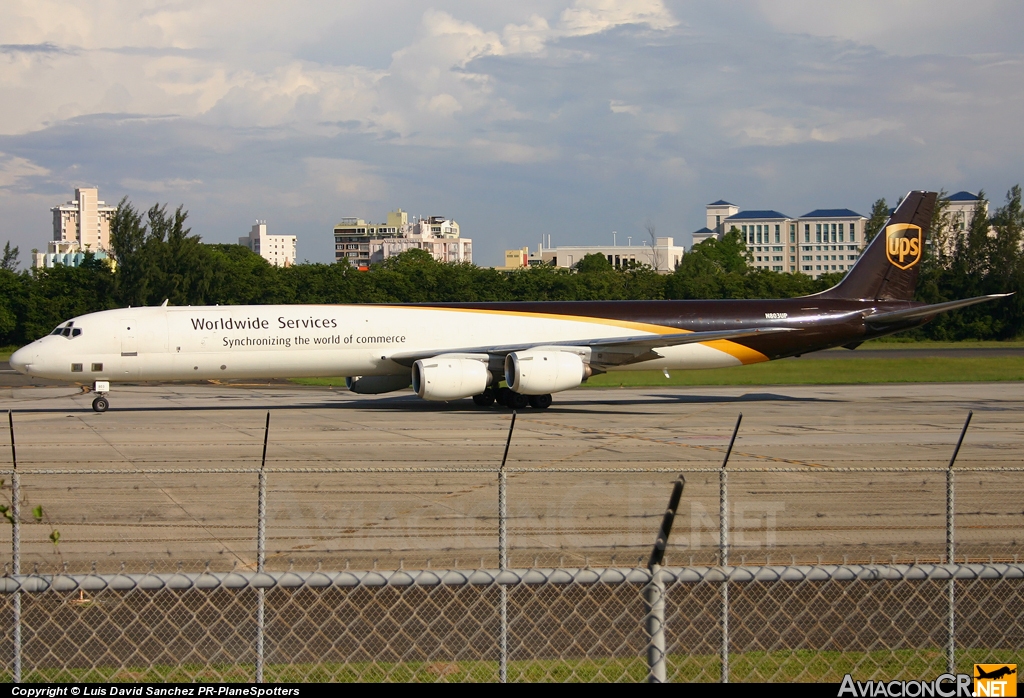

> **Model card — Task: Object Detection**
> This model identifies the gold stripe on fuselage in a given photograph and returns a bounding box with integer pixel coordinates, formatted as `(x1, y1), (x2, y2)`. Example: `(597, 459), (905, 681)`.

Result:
(400, 305), (770, 366)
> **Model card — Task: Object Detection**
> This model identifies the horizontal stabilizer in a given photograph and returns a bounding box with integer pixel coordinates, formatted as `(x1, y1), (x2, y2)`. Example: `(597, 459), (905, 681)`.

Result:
(864, 294), (1012, 325)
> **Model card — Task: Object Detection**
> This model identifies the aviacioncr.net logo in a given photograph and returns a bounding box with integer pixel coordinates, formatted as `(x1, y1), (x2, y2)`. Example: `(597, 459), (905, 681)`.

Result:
(885, 223), (923, 270)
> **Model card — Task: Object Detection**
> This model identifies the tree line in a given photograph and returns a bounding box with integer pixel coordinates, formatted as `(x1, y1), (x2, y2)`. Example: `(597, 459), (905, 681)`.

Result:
(1, 188), (1022, 348)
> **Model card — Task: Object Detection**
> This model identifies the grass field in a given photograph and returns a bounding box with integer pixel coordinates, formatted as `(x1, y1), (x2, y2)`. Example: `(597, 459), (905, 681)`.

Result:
(582, 356), (1024, 387)
(9, 648), (1020, 682)
(294, 355), (1024, 389)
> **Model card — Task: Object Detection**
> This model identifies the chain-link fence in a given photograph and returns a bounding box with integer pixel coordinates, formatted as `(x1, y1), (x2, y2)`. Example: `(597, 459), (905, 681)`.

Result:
(0, 409), (1022, 681)
(0, 564), (1022, 682)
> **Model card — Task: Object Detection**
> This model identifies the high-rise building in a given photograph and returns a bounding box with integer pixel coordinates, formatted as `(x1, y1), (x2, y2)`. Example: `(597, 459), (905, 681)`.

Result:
(50, 187), (117, 252)
(34, 187), (117, 268)
(239, 222), (297, 267)
(333, 209), (471, 267)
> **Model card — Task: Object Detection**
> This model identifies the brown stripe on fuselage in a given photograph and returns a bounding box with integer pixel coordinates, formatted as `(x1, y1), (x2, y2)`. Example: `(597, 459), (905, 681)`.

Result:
(399, 298), (926, 361)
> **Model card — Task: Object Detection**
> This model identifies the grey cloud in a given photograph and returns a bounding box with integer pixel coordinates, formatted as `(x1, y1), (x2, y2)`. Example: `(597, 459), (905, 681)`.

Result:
(0, 42), (75, 55)
(0, 3), (1021, 269)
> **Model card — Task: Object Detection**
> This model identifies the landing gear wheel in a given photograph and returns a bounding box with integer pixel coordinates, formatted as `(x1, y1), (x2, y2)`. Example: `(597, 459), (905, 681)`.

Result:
(507, 391), (529, 410)
(472, 392), (495, 406)
(528, 394), (552, 409)
(92, 396), (109, 413)
(497, 387), (512, 407)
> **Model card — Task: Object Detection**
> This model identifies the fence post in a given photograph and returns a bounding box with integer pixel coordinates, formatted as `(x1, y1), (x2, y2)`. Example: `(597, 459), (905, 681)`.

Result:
(646, 474), (685, 683)
(946, 411), (971, 675)
(255, 411), (269, 684)
(720, 413), (741, 684)
(645, 566), (667, 683)
(8, 411), (20, 684)
(498, 412), (516, 684)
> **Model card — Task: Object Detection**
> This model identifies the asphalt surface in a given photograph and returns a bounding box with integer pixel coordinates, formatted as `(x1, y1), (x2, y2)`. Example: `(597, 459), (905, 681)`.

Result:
(2, 379), (1020, 677)
(0, 379), (1021, 575)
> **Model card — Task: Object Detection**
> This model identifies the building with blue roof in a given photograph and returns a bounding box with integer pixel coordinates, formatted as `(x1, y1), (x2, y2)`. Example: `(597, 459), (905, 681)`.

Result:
(945, 191), (981, 203)
(723, 210), (797, 273)
(706, 200), (738, 235)
(935, 191), (989, 257)
(796, 208), (866, 278)
(696, 199), (868, 278)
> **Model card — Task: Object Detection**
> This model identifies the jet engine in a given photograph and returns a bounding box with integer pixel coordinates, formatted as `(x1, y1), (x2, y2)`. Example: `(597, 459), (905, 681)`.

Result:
(346, 374), (412, 395)
(504, 350), (589, 395)
(412, 356), (491, 401)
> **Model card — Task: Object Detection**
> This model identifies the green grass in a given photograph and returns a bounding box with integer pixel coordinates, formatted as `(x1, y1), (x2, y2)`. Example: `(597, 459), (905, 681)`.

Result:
(294, 356), (1024, 390)
(583, 356), (1024, 387)
(6, 648), (1020, 682)
(860, 338), (1024, 349)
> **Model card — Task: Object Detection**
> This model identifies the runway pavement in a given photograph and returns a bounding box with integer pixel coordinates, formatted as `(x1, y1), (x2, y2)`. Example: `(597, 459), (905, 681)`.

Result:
(0, 379), (1021, 574)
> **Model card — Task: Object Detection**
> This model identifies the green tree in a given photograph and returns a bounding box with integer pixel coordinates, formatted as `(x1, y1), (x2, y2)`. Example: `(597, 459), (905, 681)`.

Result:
(108, 197), (149, 307)
(1, 242), (18, 272)
(574, 253), (612, 273)
(863, 198), (889, 245)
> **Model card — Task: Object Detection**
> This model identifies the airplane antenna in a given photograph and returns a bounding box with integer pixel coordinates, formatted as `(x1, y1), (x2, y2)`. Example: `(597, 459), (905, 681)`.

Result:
(161, 299), (168, 307)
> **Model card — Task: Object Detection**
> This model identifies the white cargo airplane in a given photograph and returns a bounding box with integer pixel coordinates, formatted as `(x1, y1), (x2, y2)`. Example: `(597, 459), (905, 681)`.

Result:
(8, 192), (1005, 412)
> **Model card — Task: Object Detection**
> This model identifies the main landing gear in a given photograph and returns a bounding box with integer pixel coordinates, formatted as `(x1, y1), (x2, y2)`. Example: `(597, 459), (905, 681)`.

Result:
(472, 387), (551, 409)
(91, 380), (110, 413)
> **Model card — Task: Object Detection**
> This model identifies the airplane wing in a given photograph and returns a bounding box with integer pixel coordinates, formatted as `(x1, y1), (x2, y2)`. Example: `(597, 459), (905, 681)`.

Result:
(386, 326), (795, 367)
(864, 294), (1012, 326)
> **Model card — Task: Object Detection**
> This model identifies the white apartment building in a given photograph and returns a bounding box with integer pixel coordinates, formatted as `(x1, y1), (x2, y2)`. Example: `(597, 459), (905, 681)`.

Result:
(50, 187), (117, 252)
(534, 237), (685, 273)
(724, 210), (794, 273)
(33, 239), (114, 269)
(239, 222), (297, 267)
(33, 187), (117, 268)
(932, 191), (989, 257)
(333, 209), (471, 267)
(945, 191), (987, 232)
(706, 200), (739, 235)
(695, 200), (866, 279)
(794, 209), (866, 278)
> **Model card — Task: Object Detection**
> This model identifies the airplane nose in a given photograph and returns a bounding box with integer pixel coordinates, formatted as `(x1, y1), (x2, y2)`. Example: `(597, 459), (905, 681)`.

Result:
(8, 347), (31, 375)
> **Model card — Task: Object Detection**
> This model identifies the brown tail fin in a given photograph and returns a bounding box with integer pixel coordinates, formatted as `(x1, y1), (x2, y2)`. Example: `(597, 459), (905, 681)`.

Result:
(817, 191), (937, 301)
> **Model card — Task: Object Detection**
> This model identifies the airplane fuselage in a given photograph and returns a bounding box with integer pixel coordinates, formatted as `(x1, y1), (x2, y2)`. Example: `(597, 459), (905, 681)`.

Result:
(11, 298), (919, 385)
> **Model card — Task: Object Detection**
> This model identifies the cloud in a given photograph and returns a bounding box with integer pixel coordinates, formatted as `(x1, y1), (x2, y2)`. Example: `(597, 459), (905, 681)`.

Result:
(749, 0), (1024, 56)
(0, 1), (1022, 266)
(560, 0), (678, 36)
(120, 177), (203, 193)
(303, 158), (388, 201)
(0, 42), (72, 55)
(610, 100), (641, 115)
(721, 109), (901, 146)
(0, 152), (49, 187)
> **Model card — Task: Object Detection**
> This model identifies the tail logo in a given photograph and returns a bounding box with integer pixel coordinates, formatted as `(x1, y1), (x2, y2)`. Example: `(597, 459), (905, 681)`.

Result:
(885, 223), (923, 270)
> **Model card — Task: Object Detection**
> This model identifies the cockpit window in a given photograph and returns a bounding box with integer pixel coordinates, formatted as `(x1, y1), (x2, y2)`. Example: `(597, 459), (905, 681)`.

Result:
(50, 322), (81, 339)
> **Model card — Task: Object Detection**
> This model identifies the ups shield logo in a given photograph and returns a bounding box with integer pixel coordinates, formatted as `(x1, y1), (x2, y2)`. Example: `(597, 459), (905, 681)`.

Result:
(885, 223), (923, 270)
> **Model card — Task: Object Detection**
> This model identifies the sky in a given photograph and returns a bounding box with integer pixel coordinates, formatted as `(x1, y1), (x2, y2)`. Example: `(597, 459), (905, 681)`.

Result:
(1, 0), (1023, 267)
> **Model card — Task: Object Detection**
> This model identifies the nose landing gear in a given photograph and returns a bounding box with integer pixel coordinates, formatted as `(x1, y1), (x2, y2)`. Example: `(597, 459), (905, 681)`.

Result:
(91, 380), (110, 413)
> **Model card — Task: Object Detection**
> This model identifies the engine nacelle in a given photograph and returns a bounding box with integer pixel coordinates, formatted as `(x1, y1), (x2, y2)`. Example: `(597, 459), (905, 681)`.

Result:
(346, 374), (412, 395)
(412, 357), (490, 401)
(504, 350), (588, 395)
